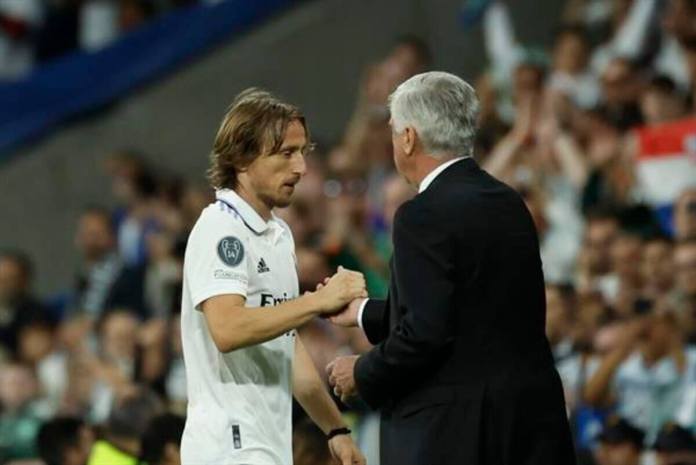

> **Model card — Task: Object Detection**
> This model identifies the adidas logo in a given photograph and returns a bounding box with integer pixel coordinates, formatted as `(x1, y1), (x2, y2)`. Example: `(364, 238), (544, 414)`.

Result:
(257, 258), (270, 273)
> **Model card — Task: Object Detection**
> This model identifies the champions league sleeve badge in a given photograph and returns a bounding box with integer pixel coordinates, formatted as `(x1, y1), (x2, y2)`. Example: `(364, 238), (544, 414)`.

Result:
(217, 236), (245, 267)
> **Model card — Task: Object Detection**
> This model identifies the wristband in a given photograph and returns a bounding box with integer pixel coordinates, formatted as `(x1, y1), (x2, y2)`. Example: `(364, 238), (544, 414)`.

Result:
(327, 427), (351, 440)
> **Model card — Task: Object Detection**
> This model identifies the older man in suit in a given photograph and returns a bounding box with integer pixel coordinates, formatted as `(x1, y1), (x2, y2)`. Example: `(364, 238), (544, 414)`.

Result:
(327, 71), (576, 465)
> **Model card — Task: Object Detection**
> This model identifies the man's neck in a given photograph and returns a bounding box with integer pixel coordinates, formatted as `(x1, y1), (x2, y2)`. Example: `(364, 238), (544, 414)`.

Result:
(413, 155), (459, 189)
(234, 185), (272, 221)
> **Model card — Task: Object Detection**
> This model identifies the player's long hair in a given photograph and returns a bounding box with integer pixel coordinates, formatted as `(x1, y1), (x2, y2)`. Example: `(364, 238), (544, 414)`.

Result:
(208, 88), (309, 190)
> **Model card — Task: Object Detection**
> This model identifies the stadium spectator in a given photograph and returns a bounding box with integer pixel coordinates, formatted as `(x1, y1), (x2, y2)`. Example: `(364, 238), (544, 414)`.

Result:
(548, 24), (600, 109)
(0, 251), (51, 359)
(139, 413), (185, 465)
(73, 207), (147, 319)
(642, 237), (676, 301)
(674, 189), (696, 241)
(577, 209), (620, 293)
(584, 307), (696, 442)
(640, 75), (690, 125)
(594, 416), (645, 465)
(0, 362), (47, 463)
(36, 417), (94, 465)
(104, 151), (161, 267)
(0, 0), (43, 80)
(652, 422), (696, 465)
(86, 387), (163, 465)
(671, 239), (696, 330)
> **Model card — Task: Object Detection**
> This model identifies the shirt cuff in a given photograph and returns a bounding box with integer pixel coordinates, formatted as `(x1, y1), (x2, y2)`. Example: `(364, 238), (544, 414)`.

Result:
(357, 298), (369, 331)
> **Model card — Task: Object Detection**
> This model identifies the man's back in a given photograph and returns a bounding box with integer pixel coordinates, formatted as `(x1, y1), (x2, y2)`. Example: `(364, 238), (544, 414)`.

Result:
(356, 158), (575, 465)
(419, 158), (552, 385)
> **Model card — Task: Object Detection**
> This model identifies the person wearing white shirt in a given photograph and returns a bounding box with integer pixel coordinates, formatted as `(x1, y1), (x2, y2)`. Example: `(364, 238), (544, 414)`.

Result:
(180, 88), (366, 465)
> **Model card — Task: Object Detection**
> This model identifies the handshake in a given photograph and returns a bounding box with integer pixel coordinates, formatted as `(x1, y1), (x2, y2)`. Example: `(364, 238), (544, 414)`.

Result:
(306, 266), (368, 403)
(307, 266), (367, 328)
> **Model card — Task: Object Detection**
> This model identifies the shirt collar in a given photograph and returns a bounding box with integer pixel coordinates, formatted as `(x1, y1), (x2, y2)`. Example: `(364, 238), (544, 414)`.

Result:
(215, 189), (271, 235)
(418, 157), (468, 193)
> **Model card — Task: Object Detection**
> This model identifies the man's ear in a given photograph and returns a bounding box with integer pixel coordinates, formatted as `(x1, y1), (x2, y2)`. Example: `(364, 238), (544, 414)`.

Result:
(404, 126), (417, 156)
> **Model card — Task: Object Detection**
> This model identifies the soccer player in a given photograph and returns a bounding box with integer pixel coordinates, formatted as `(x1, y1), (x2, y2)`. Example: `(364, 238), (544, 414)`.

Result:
(180, 88), (366, 465)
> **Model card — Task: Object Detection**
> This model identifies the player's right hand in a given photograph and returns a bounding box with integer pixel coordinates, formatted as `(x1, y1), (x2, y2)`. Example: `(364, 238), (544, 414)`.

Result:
(315, 266), (367, 314)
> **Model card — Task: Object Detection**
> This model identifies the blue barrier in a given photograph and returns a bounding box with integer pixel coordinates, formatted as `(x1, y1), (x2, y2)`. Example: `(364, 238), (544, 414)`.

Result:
(0, 0), (295, 159)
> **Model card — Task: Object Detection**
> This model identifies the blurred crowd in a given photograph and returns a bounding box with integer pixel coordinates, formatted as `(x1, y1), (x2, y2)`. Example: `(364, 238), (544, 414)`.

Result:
(0, 0), (221, 81)
(1, 0), (696, 464)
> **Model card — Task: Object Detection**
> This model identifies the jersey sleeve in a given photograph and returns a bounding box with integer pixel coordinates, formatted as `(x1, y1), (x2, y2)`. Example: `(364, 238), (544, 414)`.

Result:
(185, 208), (251, 310)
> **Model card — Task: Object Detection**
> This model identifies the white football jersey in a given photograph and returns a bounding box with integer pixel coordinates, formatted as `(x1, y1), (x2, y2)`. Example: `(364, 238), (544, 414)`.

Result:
(180, 188), (299, 465)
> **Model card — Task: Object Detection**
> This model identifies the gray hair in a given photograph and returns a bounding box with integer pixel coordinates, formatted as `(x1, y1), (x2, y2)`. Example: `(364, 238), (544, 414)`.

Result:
(389, 71), (479, 158)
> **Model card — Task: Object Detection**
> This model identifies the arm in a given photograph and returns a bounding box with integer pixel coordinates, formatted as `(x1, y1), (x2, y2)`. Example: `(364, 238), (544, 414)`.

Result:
(483, 94), (534, 178)
(583, 320), (642, 405)
(202, 269), (366, 353)
(294, 336), (366, 465)
(483, 1), (520, 80)
(582, 346), (627, 406)
(293, 336), (346, 433)
(554, 131), (589, 190)
(354, 201), (456, 409)
(610, 0), (658, 60)
(360, 298), (389, 344)
(327, 295), (390, 344)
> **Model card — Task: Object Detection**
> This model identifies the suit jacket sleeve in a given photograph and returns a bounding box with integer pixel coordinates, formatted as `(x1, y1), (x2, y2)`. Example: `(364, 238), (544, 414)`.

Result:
(354, 200), (456, 409)
(362, 298), (389, 345)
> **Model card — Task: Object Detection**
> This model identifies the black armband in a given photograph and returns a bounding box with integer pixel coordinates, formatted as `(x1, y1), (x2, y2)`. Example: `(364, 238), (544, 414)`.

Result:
(327, 427), (352, 440)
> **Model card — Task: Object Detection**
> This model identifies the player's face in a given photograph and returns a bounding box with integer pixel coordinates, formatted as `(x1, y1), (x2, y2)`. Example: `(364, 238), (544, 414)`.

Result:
(245, 120), (308, 209)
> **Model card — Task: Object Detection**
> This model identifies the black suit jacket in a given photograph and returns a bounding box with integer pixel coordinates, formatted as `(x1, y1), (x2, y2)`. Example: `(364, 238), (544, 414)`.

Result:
(354, 158), (576, 465)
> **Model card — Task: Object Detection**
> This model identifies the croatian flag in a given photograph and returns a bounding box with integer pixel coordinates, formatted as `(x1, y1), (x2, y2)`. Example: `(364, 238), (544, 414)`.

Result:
(635, 117), (696, 207)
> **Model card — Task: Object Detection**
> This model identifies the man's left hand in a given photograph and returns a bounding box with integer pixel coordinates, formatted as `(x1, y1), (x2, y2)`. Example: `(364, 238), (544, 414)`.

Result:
(326, 355), (359, 403)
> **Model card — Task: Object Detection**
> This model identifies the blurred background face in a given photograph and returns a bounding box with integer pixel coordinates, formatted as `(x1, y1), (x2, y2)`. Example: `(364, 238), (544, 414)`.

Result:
(0, 257), (28, 302)
(179, 185), (212, 231)
(75, 212), (115, 262)
(388, 41), (428, 77)
(675, 190), (696, 240)
(545, 286), (569, 343)
(101, 311), (139, 363)
(584, 219), (619, 275)
(639, 312), (677, 362)
(295, 248), (330, 293)
(595, 441), (640, 465)
(382, 174), (414, 229)
(610, 235), (643, 283)
(513, 64), (545, 101)
(601, 59), (640, 106)
(663, 0), (696, 48)
(675, 243), (696, 295)
(642, 240), (674, 291)
(572, 292), (608, 351)
(0, 364), (37, 411)
(640, 87), (686, 125)
(18, 323), (54, 365)
(553, 31), (588, 74)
